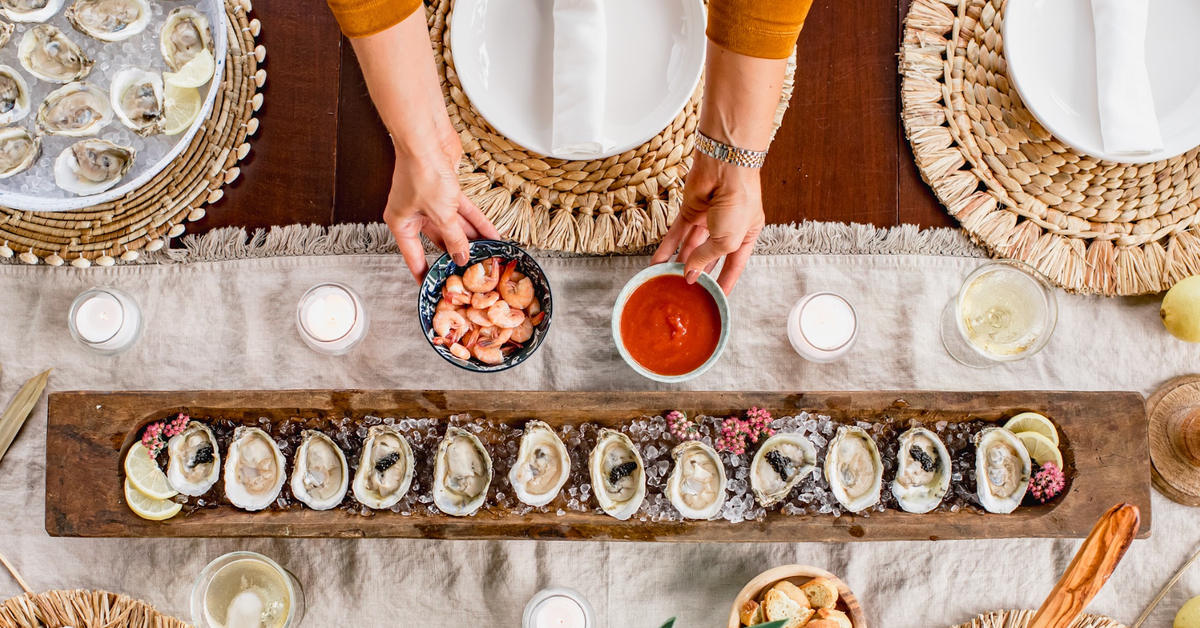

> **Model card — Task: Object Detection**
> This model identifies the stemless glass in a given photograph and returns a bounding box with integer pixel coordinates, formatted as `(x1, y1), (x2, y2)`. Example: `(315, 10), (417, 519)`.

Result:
(191, 551), (306, 628)
(940, 260), (1058, 368)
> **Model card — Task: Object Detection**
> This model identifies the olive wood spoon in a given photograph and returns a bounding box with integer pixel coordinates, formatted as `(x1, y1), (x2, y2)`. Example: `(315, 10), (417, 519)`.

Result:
(1028, 503), (1141, 628)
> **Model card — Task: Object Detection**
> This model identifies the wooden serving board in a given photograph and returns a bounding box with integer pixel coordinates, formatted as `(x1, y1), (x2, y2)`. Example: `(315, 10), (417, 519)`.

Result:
(45, 390), (1151, 541)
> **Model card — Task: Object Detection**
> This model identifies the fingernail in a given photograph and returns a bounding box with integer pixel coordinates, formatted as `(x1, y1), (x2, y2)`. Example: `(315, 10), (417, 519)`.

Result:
(686, 270), (699, 284)
(453, 253), (468, 266)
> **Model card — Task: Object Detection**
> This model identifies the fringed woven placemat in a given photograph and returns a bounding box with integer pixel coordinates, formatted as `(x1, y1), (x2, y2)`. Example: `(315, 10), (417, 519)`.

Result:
(900, 0), (1200, 296)
(953, 611), (1126, 628)
(0, 0), (265, 267)
(1, 590), (190, 628)
(434, 0), (795, 255)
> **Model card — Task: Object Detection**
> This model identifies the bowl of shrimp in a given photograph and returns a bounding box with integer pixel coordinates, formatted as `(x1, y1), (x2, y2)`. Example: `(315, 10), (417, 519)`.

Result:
(419, 240), (553, 372)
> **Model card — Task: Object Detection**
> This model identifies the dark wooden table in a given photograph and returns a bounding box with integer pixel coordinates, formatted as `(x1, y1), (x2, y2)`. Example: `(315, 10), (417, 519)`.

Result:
(193, 0), (955, 236)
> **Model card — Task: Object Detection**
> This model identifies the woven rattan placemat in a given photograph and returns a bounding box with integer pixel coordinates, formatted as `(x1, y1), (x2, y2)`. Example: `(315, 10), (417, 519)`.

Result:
(0, 0), (264, 267)
(901, 0), (1200, 296)
(953, 611), (1125, 628)
(1, 590), (189, 628)
(435, 0), (795, 255)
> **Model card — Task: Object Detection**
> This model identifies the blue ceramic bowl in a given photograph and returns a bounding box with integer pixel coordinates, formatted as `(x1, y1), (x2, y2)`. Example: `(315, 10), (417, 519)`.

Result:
(418, 240), (553, 372)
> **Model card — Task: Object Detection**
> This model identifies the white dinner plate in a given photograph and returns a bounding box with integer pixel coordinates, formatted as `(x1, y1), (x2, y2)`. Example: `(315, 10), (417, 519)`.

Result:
(450, 0), (706, 161)
(1003, 0), (1200, 164)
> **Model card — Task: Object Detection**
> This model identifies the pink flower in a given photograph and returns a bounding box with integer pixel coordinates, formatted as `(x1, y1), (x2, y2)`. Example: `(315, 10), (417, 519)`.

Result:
(667, 411), (700, 441)
(1029, 462), (1066, 502)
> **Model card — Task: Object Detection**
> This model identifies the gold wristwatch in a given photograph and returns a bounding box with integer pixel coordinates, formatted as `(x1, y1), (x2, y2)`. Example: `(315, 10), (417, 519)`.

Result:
(695, 131), (768, 169)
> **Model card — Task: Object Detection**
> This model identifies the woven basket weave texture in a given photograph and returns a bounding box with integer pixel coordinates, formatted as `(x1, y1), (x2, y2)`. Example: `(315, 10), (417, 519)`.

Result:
(953, 611), (1126, 628)
(1, 589), (190, 628)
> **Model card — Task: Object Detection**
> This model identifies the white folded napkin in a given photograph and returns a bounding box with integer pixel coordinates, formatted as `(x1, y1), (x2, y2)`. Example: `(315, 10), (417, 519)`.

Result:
(551, 0), (611, 157)
(1091, 0), (1163, 155)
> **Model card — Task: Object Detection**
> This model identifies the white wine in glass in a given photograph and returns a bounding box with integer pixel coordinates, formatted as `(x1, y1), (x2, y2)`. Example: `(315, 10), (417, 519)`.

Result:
(192, 552), (304, 628)
(941, 260), (1058, 367)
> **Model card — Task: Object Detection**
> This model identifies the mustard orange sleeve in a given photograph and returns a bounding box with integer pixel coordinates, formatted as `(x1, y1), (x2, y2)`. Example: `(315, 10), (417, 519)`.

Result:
(326, 0), (421, 39)
(707, 0), (816, 60)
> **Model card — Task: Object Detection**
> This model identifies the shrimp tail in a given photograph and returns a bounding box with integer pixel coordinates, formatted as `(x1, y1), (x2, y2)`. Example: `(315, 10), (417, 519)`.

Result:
(530, 312), (545, 326)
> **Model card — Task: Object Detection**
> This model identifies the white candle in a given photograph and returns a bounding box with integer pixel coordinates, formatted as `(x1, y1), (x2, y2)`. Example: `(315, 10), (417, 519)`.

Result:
(69, 288), (142, 355)
(522, 588), (593, 628)
(75, 293), (123, 343)
(788, 292), (858, 362)
(296, 283), (368, 355)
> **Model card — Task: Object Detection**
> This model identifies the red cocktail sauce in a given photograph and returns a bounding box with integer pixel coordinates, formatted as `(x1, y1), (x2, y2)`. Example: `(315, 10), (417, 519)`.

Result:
(619, 274), (721, 376)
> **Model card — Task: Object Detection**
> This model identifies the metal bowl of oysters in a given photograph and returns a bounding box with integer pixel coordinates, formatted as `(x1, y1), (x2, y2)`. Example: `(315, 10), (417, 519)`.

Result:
(0, 0), (227, 211)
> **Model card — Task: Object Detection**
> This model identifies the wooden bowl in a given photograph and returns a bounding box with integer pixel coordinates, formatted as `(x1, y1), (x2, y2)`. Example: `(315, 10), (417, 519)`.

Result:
(727, 565), (868, 628)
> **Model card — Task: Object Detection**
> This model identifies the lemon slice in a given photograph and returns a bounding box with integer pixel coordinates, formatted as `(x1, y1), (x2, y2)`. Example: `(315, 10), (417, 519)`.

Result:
(1004, 411), (1059, 447)
(163, 84), (203, 136)
(1016, 431), (1064, 469)
(164, 49), (215, 89)
(124, 441), (177, 499)
(124, 478), (182, 521)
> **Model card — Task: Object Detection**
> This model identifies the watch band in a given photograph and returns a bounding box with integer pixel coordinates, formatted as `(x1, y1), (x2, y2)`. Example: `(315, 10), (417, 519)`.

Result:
(694, 131), (768, 169)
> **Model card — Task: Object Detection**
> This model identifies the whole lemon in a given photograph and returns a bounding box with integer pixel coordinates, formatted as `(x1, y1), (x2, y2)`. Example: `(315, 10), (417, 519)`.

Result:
(1176, 595), (1200, 628)
(1162, 275), (1200, 343)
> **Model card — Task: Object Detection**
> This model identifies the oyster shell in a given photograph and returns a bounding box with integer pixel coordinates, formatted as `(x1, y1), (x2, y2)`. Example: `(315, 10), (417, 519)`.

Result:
(223, 426), (286, 512)
(19, 24), (92, 82)
(0, 19), (12, 48)
(352, 425), (414, 510)
(588, 428), (645, 520)
(37, 81), (111, 136)
(53, 138), (133, 194)
(109, 68), (162, 135)
(974, 427), (1031, 514)
(2, 0), (64, 23)
(290, 430), (348, 511)
(890, 427), (951, 514)
(0, 126), (38, 178)
(166, 421), (220, 497)
(666, 440), (726, 520)
(823, 425), (883, 513)
(0, 65), (29, 124)
(159, 6), (211, 71)
(432, 426), (492, 516)
(508, 421), (570, 507)
(65, 0), (151, 42)
(750, 432), (817, 507)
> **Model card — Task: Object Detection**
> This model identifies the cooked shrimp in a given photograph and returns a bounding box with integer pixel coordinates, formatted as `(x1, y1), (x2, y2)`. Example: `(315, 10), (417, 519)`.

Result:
(498, 260), (536, 309)
(472, 326), (512, 364)
(471, 291), (500, 309)
(465, 307), (492, 327)
(487, 301), (526, 329)
(530, 311), (545, 326)
(527, 298), (541, 317)
(435, 298), (462, 313)
(510, 318), (534, 343)
(432, 310), (468, 342)
(462, 257), (501, 293)
(443, 275), (471, 306)
(449, 343), (471, 360)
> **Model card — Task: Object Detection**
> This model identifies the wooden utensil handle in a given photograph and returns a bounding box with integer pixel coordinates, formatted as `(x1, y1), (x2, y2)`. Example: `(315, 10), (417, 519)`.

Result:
(1028, 503), (1141, 628)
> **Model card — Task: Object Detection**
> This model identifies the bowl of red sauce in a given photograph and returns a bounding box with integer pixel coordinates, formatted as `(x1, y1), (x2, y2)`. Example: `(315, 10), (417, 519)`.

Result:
(612, 263), (730, 382)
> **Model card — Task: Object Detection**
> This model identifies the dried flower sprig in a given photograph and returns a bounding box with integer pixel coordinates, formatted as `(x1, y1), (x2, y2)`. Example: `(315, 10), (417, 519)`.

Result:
(715, 407), (775, 455)
(667, 410), (700, 441)
(1029, 461), (1066, 503)
(141, 413), (189, 458)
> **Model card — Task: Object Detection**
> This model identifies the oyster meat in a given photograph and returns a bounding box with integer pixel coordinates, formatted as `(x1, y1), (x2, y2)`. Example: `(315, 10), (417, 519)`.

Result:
(165, 421), (220, 497)
(890, 427), (952, 514)
(53, 138), (133, 194)
(823, 425), (883, 513)
(0, 19), (12, 48)
(290, 430), (348, 511)
(109, 68), (162, 135)
(508, 421), (570, 507)
(0, 126), (38, 178)
(223, 426), (286, 512)
(432, 426), (493, 517)
(750, 432), (817, 508)
(2, 0), (64, 23)
(66, 0), (152, 42)
(19, 24), (93, 83)
(0, 65), (30, 124)
(588, 428), (645, 520)
(159, 6), (211, 71)
(352, 425), (414, 510)
(37, 81), (112, 136)
(665, 440), (726, 520)
(974, 427), (1031, 514)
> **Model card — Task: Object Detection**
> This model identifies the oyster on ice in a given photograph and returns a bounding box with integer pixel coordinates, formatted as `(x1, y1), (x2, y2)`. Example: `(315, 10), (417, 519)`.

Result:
(290, 430), (348, 511)
(66, 0), (152, 42)
(166, 421), (220, 496)
(159, 6), (212, 71)
(432, 426), (493, 516)
(750, 432), (817, 507)
(110, 68), (162, 135)
(54, 139), (133, 194)
(589, 428), (645, 520)
(0, 126), (39, 178)
(666, 440), (726, 520)
(352, 425), (413, 510)
(823, 426), (883, 513)
(974, 427), (1031, 514)
(2, 0), (65, 23)
(223, 426), (286, 512)
(37, 81), (112, 136)
(890, 427), (951, 514)
(508, 421), (570, 507)
(19, 25), (93, 83)
(0, 20), (12, 48)
(0, 65), (29, 124)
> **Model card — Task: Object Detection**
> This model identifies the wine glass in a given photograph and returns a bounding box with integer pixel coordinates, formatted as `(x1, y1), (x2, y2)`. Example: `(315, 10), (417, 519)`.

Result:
(940, 260), (1058, 368)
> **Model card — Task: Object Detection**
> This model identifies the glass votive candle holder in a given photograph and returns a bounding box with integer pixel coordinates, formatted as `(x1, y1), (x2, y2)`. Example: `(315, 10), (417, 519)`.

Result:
(191, 551), (305, 628)
(522, 587), (595, 628)
(68, 287), (143, 356)
(787, 291), (858, 363)
(296, 282), (368, 355)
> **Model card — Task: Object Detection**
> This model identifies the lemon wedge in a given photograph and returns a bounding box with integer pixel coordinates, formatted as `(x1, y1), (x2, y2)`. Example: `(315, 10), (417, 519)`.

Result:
(1015, 431), (1063, 469)
(124, 478), (182, 521)
(164, 49), (215, 89)
(163, 83), (203, 136)
(1003, 412), (1059, 447)
(124, 441), (177, 499)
